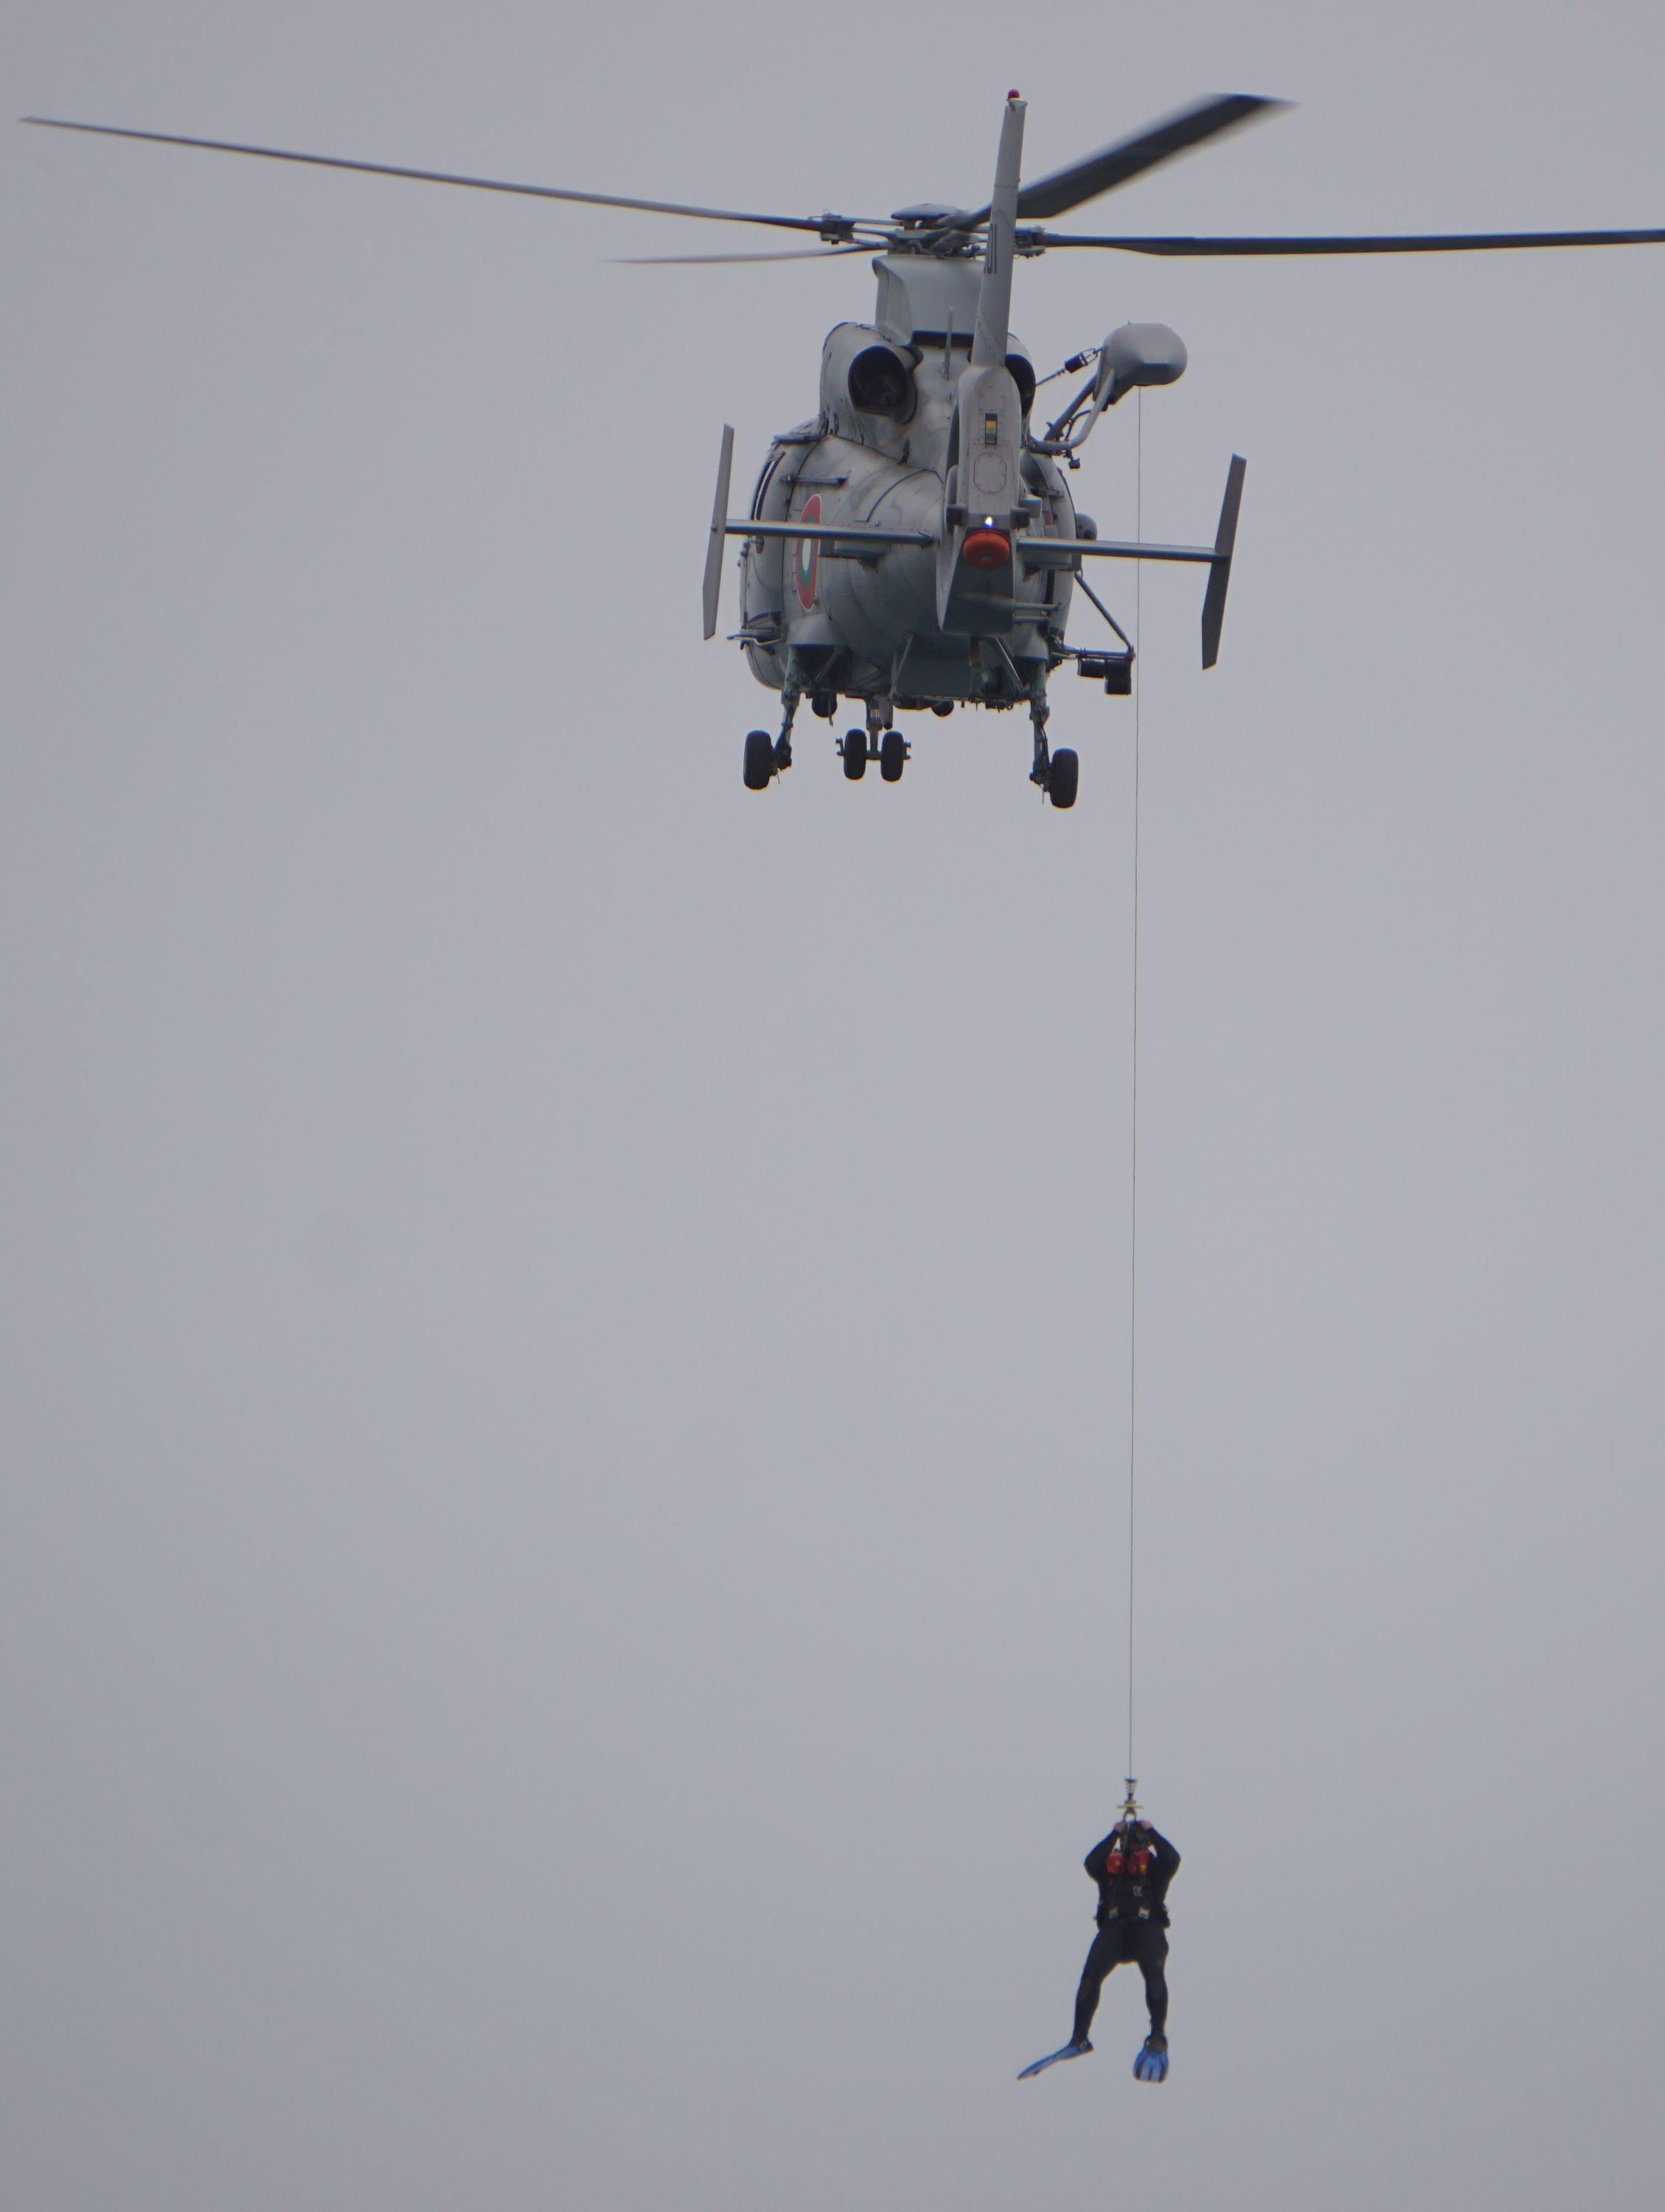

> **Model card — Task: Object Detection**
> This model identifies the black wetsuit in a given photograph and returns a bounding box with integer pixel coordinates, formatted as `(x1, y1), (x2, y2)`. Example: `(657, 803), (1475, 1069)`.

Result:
(1072, 1823), (1181, 2045)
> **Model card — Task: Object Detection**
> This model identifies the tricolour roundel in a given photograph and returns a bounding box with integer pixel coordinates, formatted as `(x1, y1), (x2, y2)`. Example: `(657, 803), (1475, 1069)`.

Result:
(794, 494), (821, 611)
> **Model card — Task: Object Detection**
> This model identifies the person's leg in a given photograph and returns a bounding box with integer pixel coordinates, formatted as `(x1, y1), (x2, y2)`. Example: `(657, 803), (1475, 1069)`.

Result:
(1072, 1927), (1127, 2045)
(1133, 1925), (1169, 2038)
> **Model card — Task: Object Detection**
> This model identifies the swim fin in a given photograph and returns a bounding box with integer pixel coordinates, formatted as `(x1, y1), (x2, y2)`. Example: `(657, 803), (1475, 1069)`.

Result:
(1133, 2034), (1169, 2084)
(1018, 2038), (1092, 2080)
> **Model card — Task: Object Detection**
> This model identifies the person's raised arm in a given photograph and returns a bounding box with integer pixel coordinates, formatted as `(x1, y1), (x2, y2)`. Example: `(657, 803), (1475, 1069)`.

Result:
(1083, 1832), (1120, 1882)
(1140, 1824), (1181, 1880)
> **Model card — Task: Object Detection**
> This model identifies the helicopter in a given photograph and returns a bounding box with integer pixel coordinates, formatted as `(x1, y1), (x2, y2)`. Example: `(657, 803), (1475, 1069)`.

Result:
(24, 94), (1665, 809)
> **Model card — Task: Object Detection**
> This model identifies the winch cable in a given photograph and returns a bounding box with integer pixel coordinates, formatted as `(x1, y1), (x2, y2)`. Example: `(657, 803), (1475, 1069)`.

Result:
(1125, 389), (1144, 1787)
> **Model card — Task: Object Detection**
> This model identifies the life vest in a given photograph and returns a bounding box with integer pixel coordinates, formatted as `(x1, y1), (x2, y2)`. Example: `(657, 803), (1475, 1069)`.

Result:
(1103, 1843), (1153, 1880)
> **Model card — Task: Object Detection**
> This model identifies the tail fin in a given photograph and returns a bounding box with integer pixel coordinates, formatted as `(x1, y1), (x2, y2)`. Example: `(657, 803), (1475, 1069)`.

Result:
(970, 97), (1026, 368)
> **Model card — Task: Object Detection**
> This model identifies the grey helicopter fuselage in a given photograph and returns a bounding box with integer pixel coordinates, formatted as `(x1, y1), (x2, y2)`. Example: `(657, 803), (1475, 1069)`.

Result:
(28, 88), (1665, 805)
(736, 252), (1079, 717)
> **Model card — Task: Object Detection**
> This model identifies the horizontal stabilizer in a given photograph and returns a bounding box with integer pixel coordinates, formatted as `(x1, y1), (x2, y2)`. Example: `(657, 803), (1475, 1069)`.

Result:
(1023, 537), (1215, 568)
(723, 520), (934, 550)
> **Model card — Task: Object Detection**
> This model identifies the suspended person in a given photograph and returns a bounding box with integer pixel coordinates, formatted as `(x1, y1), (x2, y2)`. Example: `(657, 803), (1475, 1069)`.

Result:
(1018, 1804), (1181, 2082)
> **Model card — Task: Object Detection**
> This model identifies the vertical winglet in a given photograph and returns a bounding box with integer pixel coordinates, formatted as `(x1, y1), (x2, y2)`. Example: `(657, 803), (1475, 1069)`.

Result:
(703, 423), (735, 640)
(1200, 453), (1246, 669)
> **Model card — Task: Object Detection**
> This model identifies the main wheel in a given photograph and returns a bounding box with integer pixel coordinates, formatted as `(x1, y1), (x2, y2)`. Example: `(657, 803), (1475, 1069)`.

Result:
(841, 730), (868, 781)
(1047, 748), (1080, 810)
(743, 730), (775, 790)
(879, 730), (907, 783)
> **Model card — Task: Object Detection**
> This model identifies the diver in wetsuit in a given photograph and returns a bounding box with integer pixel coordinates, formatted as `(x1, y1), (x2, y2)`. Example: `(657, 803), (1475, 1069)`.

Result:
(1075, 1816), (1181, 2078)
(1019, 1810), (1181, 2083)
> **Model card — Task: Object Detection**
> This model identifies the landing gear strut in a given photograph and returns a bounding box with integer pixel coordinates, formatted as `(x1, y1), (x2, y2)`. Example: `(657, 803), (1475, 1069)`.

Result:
(1026, 670), (1078, 810)
(1027, 672), (1051, 790)
(743, 671), (802, 792)
(775, 669), (802, 774)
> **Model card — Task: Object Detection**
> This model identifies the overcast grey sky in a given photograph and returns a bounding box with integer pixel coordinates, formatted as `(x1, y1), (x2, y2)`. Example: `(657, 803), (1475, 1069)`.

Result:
(5, 4), (1664, 2208)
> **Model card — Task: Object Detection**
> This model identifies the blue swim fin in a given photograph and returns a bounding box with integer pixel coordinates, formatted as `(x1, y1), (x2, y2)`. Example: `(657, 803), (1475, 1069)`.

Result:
(1018, 2038), (1092, 2080)
(1133, 2034), (1169, 2084)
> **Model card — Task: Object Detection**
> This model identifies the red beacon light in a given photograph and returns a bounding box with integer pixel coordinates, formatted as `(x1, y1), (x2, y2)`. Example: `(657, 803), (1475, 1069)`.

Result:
(962, 527), (1011, 571)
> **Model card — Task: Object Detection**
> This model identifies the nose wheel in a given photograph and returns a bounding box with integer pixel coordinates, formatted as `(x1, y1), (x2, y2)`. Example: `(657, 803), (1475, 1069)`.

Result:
(840, 726), (911, 784)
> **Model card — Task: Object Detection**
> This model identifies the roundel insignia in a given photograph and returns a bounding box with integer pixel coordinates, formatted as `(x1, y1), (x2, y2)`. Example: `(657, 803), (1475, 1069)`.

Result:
(794, 494), (821, 611)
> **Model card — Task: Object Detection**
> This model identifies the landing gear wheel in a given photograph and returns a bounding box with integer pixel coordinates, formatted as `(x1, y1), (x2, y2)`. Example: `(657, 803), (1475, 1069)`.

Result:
(879, 731), (907, 784)
(743, 730), (775, 791)
(841, 729), (868, 781)
(1047, 747), (1080, 810)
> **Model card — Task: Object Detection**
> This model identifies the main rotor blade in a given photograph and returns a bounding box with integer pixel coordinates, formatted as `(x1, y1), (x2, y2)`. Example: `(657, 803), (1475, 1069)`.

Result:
(1039, 225), (1665, 254)
(616, 243), (873, 264)
(961, 94), (1287, 227)
(21, 116), (855, 237)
